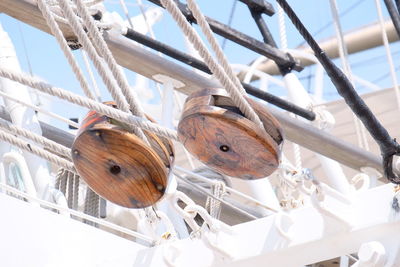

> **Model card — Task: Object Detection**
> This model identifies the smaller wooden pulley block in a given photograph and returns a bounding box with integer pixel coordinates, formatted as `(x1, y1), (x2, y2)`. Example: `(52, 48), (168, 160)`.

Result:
(178, 88), (283, 180)
(71, 102), (174, 209)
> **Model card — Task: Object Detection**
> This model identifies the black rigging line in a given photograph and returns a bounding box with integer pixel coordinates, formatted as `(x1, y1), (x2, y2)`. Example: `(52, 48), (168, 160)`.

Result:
(383, 0), (400, 38)
(277, 0), (400, 183)
(297, 0), (367, 47)
(396, 0), (400, 13)
(123, 28), (315, 120)
(222, 0), (238, 50)
(146, 0), (302, 72)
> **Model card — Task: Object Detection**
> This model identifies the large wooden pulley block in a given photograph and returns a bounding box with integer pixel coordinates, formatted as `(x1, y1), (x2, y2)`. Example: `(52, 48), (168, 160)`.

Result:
(178, 88), (283, 180)
(71, 102), (174, 209)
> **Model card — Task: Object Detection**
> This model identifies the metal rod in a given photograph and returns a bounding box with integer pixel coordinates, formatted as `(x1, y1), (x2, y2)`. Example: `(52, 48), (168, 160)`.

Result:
(383, 0), (400, 38)
(146, 0), (302, 72)
(249, 9), (277, 47)
(239, 0), (275, 16)
(123, 28), (315, 120)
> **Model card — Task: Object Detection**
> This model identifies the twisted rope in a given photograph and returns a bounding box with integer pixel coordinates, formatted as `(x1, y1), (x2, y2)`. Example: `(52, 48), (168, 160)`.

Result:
(57, 0), (147, 141)
(0, 129), (75, 171)
(0, 118), (72, 159)
(37, 0), (96, 100)
(72, 0), (147, 118)
(0, 67), (178, 141)
(277, 0), (400, 183)
(160, 0), (263, 128)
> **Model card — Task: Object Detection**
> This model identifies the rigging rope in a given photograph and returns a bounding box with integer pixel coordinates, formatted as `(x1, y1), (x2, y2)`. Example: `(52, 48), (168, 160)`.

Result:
(375, 0), (400, 111)
(0, 118), (72, 159)
(0, 67), (179, 141)
(0, 129), (75, 172)
(38, 0), (97, 101)
(329, 0), (370, 151)
(72, 0), (147, 119)
(277, 0), (400, 183)
(160, 0), (263, 128)
(221, 0), (238, 50)
(0, 90), (80, 129)
(57, 0), (148, 141)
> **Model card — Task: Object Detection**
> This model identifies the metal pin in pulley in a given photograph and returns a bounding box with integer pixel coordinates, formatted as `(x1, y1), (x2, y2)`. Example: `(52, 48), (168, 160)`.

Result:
(178, 88), (283, 180)
(71, 102), (174, 208)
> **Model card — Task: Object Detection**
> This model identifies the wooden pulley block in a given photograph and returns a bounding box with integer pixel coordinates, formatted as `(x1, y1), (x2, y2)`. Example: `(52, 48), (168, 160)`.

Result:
(178, 88), (283, 180)
(71, 102), (174, 209)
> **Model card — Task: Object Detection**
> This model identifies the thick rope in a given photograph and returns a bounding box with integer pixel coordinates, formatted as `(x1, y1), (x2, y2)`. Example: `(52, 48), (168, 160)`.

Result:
(375, 0), (400, 111)
(84, 186), (100, 221)
(67, 170), (74, 208)
(160, 0), (263, 128)
(72, 0), (147, 118)
(0, 129), (75, 171)
(205, 181), (226, 219)
(73, 173), (80, 210)
(0, 67), (178, 141)
(277, 5), (288, 51)
(277, 0), (400, 183)
(57, 0), (148, 141)
(186, 0), (245, 95)
(37, 0), (96, 100)
(0, 118), (72, 159)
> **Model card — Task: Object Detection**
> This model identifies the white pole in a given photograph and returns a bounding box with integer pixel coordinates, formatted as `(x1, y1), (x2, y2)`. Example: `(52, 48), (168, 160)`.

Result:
(0, 23), (53, 200)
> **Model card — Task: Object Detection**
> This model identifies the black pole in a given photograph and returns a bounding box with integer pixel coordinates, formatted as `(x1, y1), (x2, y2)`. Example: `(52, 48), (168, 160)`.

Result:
(146, 0), (302, 72)
(383, 0), (400, 38)
(277, 0), (400, 183)
(124, 28), (315, 120)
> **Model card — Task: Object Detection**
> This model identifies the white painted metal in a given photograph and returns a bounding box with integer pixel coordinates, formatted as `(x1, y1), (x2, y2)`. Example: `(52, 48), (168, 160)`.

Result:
(0, 193), (146, 267)
(0, 23), (52, 200)
(2, 179), (400, 266)
(282, 69), (351, 195)
(2, 152), (37, 197)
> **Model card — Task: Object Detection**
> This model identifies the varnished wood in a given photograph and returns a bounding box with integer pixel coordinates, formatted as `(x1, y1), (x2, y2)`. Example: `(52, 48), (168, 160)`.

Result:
(72, 104), (174, 208)
(178, 88), (283, 179)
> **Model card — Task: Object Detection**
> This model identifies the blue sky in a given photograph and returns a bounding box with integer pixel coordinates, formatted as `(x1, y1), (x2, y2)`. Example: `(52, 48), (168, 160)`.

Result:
(0, 0), (399, 129)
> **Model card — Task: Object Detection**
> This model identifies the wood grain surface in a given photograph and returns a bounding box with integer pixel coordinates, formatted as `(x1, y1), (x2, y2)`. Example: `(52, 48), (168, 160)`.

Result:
(72, 106), (174, 208)
(178, 88), (283, 179)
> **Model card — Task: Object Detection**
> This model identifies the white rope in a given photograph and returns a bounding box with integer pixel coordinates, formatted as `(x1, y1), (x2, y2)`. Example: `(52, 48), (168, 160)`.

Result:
(37, 0), (97, 100)
(72, 0), (147, 118)
(57, 0), (128, 110)
(0, 118), (72, 159)
(119, 0), (135, 29)
(59, 0), (149, 144)
(0, 182), (155, 244)
(277, 3), (303, 169)
(277, 4), (288, 50)
(160, 0), (263, 128)
(57, 0), (148, 141)
(329, 0), (369, 151)
(205, 181), (226, 219)
(81, 50), (102, 101)
(0, 67), (179, 141)
(374, 0), (400, 111)
(0, 90), (79, 129)
(0, 129), (75, 171)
